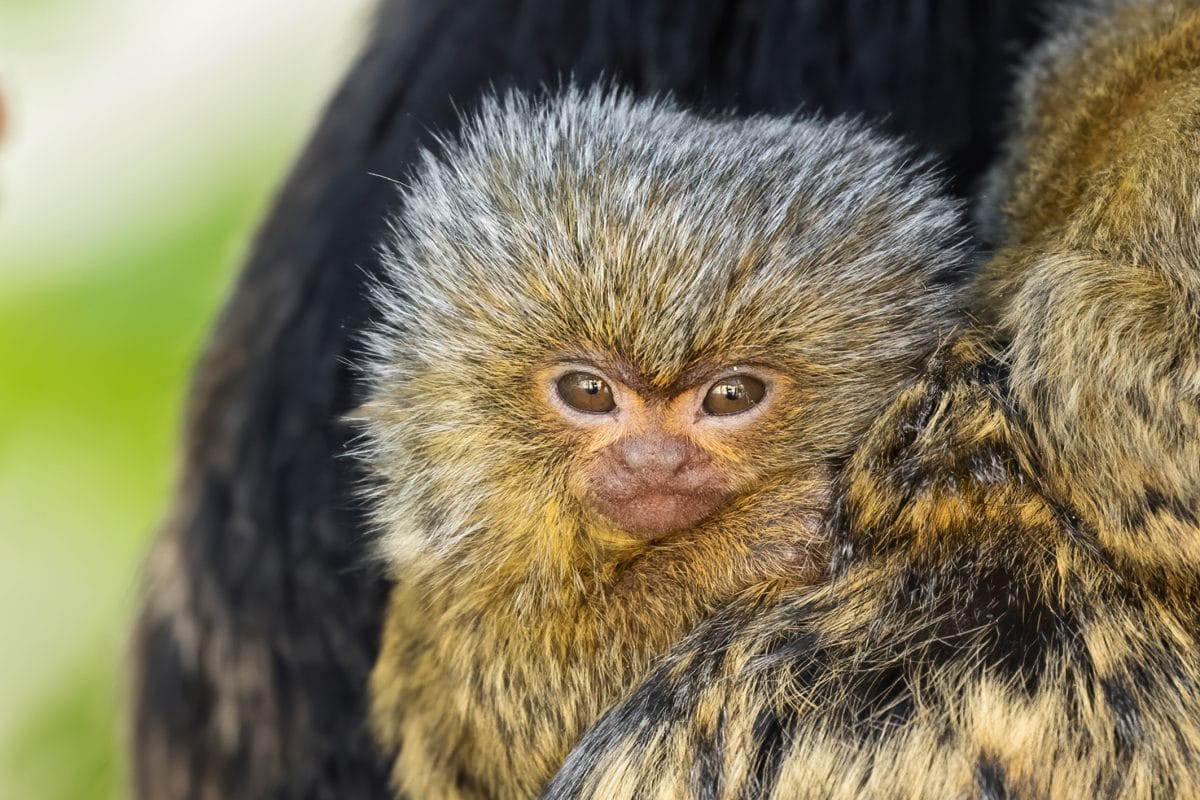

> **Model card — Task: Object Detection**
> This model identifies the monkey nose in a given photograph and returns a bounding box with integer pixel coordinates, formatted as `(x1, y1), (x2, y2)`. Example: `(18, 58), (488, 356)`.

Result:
(617, 435), (694, 476)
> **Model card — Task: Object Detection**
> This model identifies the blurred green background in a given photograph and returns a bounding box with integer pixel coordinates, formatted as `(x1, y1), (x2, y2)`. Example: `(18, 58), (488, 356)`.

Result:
(0, 1), (370, 796)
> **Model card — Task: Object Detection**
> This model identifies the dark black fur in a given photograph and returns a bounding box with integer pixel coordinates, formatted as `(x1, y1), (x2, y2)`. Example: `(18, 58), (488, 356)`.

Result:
(129, 1), (1048, 797)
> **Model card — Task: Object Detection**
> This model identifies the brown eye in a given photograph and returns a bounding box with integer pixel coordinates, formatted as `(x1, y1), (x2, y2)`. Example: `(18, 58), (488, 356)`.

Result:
(702, 375), (766, 416)
(556, 372), (616, 414)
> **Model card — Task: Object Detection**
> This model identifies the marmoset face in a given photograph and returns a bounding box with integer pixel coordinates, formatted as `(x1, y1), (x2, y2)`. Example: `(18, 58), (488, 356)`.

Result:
(541, 361), (789, 536)
(362, 90), (966, 558)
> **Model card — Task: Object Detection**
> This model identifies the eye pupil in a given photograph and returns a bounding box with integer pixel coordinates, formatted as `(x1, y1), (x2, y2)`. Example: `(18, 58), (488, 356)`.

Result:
(703, 375), (766, 416)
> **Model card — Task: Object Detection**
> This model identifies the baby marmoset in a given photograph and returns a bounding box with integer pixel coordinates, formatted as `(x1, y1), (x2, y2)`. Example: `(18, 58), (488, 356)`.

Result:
(545, 2), (1200, 798)
(357, 89), (967, 799)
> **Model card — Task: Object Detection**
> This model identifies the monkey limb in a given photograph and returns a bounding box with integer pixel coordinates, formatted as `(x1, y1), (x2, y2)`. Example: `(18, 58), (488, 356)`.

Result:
(543, 3), (1200, 797)
(359, 89), (967, 798)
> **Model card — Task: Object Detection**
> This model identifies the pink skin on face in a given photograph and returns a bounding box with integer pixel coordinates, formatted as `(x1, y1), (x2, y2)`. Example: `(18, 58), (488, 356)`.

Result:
(587, 431), (733, 536)
(542, 361), (778, 539)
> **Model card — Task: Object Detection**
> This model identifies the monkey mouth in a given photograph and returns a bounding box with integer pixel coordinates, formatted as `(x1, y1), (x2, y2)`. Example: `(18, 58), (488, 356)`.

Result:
(590, 488), (727, 539)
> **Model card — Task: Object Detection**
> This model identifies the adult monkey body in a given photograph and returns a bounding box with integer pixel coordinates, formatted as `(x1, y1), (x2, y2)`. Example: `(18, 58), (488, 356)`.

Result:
(545, 1), (1200, 797)
(128, 1), (1046, 798)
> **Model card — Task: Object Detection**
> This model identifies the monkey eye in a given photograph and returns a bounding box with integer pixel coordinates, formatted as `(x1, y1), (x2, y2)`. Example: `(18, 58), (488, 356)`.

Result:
(556, 372), (617, 414)
(702, 375), (766, 416)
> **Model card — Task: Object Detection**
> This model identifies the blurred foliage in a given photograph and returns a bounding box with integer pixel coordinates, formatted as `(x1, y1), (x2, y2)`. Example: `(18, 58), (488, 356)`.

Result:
(0, 0), (376, 790)
(0, 2), (368, 796)
(0, 148), (293, 798)
(0, 0), (78, 17)
(3, 656), (128, 799)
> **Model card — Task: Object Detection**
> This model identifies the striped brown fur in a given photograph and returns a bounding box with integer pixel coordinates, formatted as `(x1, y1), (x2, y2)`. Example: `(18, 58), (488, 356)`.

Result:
(544, 2), (1200, 797)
